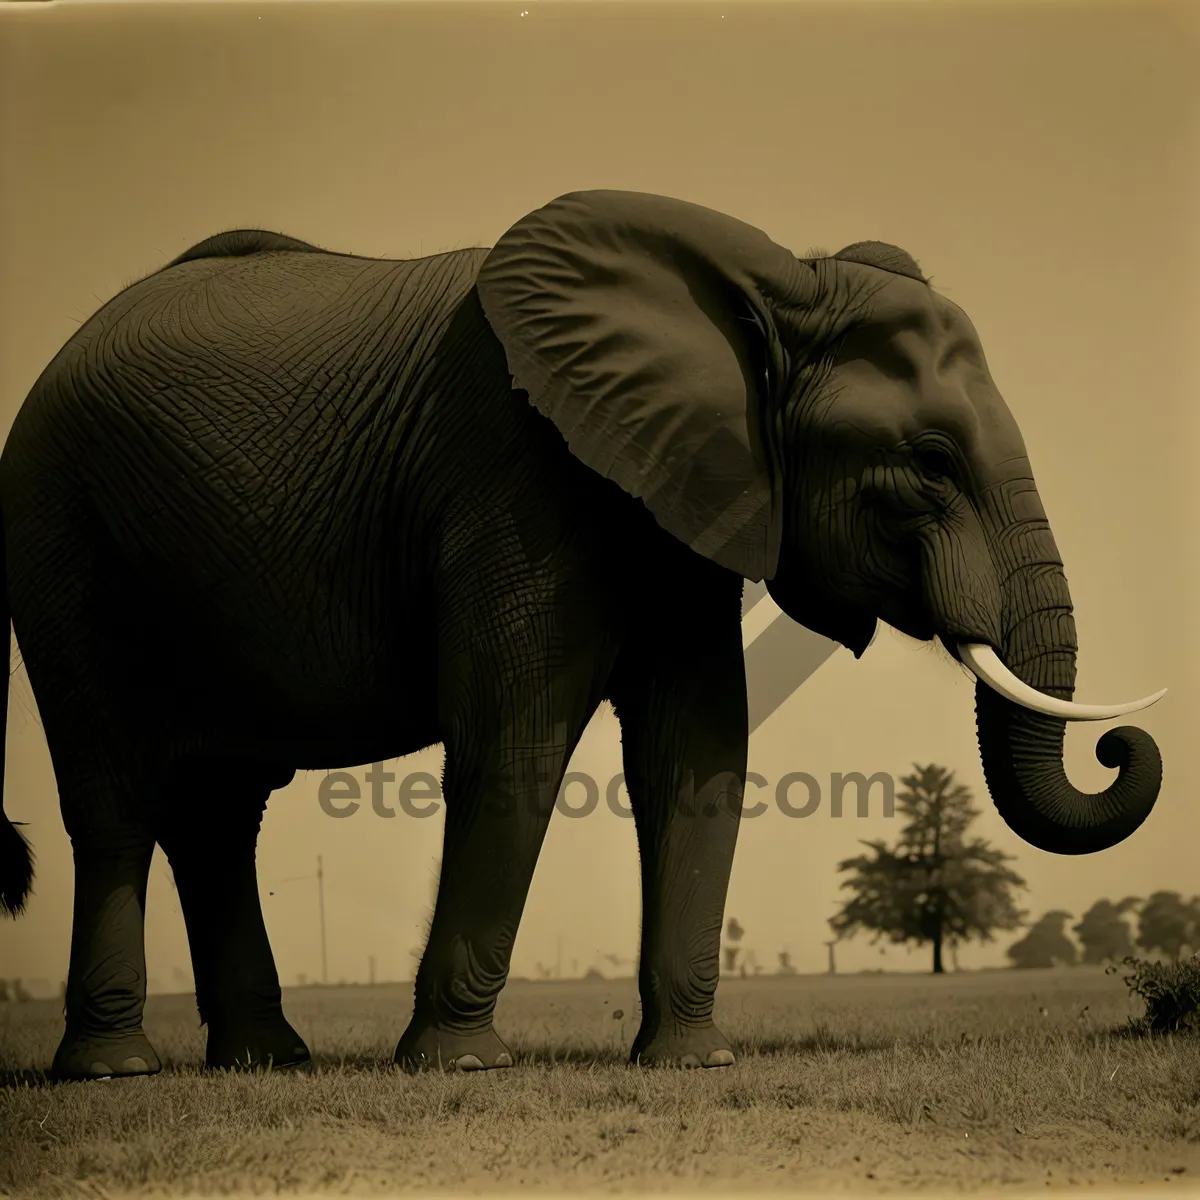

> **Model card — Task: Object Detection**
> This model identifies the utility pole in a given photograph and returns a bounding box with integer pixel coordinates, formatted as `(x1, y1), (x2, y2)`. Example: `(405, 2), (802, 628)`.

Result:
(317, 855), (328, 985)
(824, 938), (838, 975)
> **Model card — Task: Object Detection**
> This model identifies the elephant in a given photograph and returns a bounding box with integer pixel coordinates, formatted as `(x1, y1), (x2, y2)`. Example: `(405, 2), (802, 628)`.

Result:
(0, 190), (1165, 1081)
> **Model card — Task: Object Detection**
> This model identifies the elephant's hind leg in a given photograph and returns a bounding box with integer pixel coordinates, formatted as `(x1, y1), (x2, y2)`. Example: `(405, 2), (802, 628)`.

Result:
(53, 836), (161, 1082)
(156, 757), (310, 1071)
(54, 823), (161, 1081)
(7, 491), (163, 1081)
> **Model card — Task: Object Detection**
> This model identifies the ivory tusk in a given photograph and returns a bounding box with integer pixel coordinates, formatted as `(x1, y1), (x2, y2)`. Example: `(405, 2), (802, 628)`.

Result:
(958, 643), (1166, 722)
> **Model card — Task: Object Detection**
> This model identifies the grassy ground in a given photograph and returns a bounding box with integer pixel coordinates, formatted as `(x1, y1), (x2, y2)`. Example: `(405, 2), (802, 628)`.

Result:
(1, 966), (1198, 1196)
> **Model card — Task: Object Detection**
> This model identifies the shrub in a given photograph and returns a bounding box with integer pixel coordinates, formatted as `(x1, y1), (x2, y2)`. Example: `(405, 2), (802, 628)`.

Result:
(1110, 954), (1200, 1034)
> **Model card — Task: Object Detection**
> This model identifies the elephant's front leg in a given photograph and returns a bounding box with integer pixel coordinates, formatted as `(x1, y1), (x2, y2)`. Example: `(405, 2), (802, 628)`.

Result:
(395, 680), (596, 1072)
(611, 607), (747, 1069)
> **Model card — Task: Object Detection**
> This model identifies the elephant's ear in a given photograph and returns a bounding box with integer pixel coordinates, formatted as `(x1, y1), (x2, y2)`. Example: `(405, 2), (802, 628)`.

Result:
(476, 190), (816, 581)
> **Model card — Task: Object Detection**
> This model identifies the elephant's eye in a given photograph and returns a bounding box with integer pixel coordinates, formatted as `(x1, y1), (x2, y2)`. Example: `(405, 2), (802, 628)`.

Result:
(912, 443), (957, 483)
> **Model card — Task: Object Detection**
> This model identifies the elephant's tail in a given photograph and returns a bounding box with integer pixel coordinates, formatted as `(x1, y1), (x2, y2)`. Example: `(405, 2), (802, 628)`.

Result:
(0, 502), (34, 917)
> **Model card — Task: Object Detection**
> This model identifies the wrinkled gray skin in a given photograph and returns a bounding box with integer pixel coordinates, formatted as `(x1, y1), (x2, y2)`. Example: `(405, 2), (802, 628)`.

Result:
(0, 192), (1161, 1081)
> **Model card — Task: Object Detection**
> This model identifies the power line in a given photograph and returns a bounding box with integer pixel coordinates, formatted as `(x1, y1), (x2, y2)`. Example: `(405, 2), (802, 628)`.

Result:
(317, 855), (328, 986)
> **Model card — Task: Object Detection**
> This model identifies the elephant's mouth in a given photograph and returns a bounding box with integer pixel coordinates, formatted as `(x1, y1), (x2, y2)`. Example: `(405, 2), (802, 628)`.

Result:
(892, 612), (939, 644)
(874, 595), (939, 645)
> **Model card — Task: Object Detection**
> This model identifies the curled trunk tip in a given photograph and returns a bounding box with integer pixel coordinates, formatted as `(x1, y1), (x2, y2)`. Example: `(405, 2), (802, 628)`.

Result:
(975, 684), (1162, 855)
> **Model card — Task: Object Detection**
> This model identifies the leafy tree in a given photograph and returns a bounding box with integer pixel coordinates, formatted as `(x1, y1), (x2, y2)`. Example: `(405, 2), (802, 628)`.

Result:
(1073, 897), (1140, 964)
(830, 764), (1026, 974)
(1007, 910), (1078, 968)
(1137, 892), (1200, 962)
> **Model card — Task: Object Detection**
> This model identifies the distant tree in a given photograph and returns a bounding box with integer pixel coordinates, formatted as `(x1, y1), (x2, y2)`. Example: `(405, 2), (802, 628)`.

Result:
(1137, 892), (1200, 962)
(12, 978), (31, 1002)
(1007, 910), (1078, 968)
(830, 764), (1027, 974)
(1074, 897), (1140, 964)
(776, 950), (797, 975)
(0, 979), (9, 1002)
(583, 966), (605, 982)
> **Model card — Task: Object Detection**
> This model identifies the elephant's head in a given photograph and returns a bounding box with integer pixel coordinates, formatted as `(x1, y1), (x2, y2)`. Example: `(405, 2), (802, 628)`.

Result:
(476, 189), (1164, 855)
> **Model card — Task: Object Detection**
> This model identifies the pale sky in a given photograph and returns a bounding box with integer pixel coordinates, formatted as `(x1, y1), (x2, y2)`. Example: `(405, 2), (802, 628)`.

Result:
(0, 0), (1196, 996)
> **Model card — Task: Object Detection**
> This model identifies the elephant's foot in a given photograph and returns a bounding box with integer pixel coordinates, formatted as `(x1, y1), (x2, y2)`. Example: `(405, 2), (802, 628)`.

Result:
(51, 1027), (162, 1082)
(205, 1014), (311, 1071)
(394, 1021), (514, 1072)
(631, 1021), (736, 1069)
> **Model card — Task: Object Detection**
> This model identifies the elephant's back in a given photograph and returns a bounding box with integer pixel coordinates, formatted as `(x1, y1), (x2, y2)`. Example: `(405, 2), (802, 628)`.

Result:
(8, 246), (489, 460)
(0, 244), (492, 595)
(26, 243), (487, 390)
(163, 228), (328, 268)
(104, 243), (489, 364)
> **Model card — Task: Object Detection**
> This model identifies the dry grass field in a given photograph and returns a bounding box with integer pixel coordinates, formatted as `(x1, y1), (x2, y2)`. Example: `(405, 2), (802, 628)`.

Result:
(2, 966), (1199, 1196)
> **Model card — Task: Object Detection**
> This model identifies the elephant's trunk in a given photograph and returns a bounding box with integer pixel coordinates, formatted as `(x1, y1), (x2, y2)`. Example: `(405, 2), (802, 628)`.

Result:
(968, 536), (1162, 855)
